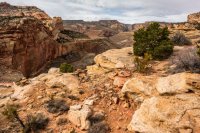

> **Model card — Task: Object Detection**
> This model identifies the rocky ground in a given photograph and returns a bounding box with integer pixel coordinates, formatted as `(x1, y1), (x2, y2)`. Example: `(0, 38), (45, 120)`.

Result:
(1, 2), (200, 133)
(0, 46), (200, 133)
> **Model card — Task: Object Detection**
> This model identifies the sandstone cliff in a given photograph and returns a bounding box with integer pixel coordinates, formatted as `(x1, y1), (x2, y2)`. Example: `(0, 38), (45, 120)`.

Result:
(188, 12), (200, 24)
(63, 20), (131, 39)
(0, 16), (60, 77)
(0, 2), (51, 28)
(0, 3), (63, 78)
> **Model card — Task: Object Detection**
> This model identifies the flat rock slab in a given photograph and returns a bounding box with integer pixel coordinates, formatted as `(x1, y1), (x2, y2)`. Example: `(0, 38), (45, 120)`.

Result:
(128, 94), (200, 133)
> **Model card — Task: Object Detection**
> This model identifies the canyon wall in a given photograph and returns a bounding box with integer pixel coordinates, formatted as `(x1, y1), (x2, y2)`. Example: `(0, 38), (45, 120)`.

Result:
(0, 3), (63, 77)
(0, 16), (60, 77)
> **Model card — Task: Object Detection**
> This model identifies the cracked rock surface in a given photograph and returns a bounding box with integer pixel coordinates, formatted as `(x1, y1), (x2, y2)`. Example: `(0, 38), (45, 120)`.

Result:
(127, 73), (200, 133)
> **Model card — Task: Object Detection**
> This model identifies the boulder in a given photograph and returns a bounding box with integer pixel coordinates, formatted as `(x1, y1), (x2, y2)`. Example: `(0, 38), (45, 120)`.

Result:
(67, 105), (92, 130)
(48, 68), (60, 74)
(128, 94), (200, 133)
(122, 73), (200, 99)
(126, 73), (200, 133)
(45, 74), (79, 90)
(121, 76), (158, 99)
(156, 73), (200, 95)
(94, 47), (134, 69)
(11, 81), (41, 100)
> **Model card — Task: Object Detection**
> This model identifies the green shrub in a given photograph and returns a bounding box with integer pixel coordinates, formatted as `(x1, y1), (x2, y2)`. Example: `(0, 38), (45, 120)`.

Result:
(59, 63), (73, 73)
(171, 32), (192, 45)
(133, 22), (173, 60)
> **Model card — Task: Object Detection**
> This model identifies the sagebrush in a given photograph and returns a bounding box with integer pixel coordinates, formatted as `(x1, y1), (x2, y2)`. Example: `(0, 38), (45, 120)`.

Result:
(169, 47), (200, 73)
(171, 32), (192, 45)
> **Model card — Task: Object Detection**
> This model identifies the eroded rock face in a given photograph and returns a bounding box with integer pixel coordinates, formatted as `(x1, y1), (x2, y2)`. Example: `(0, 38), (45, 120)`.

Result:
(126, 73), (200, 133)
(0, 3), (65, 77)
(0, 2), (54, 30)
(188, 12), (200, 24)
(0, 16), (59, 77)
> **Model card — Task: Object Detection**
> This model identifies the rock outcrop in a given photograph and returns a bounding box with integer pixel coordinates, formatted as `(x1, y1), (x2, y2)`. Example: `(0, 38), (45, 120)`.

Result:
(127, 73), (200, 133)
(11, 68), (80, 100)
(129, 94), (200, 133)
(67, 104), (92, 130)
(0, 3), (66, 78)
(87, 47), (135, 75)
(188, 12), (200, 24)
(0, 2), (63, 32)
(0, 16), (60, 77)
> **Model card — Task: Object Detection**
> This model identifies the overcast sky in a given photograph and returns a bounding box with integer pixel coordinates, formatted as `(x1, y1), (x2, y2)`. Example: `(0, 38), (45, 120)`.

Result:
(1, 0), (200, 24)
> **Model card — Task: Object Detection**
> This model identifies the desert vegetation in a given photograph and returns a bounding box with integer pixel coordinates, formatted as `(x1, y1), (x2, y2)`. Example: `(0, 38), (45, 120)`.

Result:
(134, 53), (152, 73)
(44, 99), (69, 114)
(169, 47), (200, 73)
(59, 63), (74, 73)
(133, 22), (173, 60)
(2, 104), (49, 133)
(171, 31), (192, 45)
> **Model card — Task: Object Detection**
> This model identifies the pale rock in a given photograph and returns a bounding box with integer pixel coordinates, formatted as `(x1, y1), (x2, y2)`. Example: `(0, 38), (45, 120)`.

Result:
(156, 73), (200, 95)
(45, 73), (80, 93)
(87, 65), (110, 75)
(84, 99), (94, 106)
(70, 104), (82, 110)
(121, 76), (158, 98)
(11, 81), (40, 100)
(94, 47), (134, 69)
(113, 76), (128, 87)
(112, 97), (119, 104)
(68, 105), (92, 130)
(48, 68), (60, 74)
(115, 61), (125, 69)
(128, 94), (200, 133)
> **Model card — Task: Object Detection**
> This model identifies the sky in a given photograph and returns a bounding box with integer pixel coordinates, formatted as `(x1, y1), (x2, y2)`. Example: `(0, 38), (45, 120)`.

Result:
(1, 0), (200, 24)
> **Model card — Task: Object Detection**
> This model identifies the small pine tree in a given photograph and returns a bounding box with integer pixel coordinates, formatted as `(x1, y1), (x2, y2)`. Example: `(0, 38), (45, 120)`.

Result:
(133, 22), (173, 60)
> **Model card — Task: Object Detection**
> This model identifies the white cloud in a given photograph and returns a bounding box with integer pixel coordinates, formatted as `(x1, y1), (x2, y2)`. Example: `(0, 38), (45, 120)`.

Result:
(1, 0), (200, 24)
